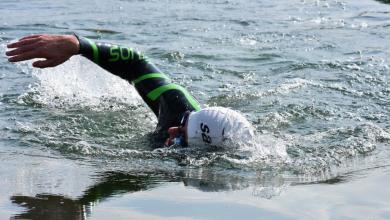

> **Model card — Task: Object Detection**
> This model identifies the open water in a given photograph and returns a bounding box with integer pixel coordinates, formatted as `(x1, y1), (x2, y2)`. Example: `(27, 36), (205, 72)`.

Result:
(1, 0), (390, 219)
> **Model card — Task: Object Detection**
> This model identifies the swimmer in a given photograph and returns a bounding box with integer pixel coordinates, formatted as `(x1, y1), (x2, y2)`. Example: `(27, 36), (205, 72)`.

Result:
(5, 34), (254, 148)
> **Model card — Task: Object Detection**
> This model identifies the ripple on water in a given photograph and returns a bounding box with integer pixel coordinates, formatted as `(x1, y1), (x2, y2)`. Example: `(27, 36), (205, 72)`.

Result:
(285, 122), (390, 173)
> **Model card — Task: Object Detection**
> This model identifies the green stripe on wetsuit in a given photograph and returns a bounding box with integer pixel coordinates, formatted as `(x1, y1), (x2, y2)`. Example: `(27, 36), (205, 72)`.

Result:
(85, 38), (99, 63)
(148, 84), (200, 111)
(133, 73), (201, 111)
(133, 73), (170, 84)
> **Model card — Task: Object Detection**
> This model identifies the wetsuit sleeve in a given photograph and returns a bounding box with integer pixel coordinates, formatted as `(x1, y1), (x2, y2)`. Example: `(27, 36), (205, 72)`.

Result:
(75, 35), (160, 82)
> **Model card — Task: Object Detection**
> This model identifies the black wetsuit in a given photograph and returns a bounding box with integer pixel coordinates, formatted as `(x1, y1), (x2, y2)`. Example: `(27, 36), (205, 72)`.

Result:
(76, 35), (201, 139)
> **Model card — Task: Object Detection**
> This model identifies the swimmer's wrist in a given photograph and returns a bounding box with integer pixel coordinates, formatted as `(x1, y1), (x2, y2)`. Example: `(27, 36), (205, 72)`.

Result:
(72, 34), (92, 57)
(67, 34), (80, 55)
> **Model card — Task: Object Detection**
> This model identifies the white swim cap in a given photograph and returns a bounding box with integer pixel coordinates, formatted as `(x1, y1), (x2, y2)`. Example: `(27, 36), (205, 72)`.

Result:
(186, 107), (254, 147)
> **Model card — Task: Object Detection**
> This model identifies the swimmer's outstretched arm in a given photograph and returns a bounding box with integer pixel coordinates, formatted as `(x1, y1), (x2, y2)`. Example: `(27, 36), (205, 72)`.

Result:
(5, 34), (200, 118)
(6, 34), (161, 82)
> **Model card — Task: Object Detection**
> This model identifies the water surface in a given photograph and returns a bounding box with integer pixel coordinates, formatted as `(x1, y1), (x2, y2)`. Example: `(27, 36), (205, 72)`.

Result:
(1, 0), (390, 219)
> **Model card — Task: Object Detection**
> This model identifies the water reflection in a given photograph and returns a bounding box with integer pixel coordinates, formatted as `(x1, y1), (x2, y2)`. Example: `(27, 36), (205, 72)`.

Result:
(10, 172), (172, 220)
(11, 167), (348, 219)
(10, 169), (287, 219)
(374, 0), (390, 4)
(11, 194), (85, 220)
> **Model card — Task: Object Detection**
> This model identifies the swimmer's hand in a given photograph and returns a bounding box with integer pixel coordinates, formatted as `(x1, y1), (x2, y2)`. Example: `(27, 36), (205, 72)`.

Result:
(6, 34), (79, 68)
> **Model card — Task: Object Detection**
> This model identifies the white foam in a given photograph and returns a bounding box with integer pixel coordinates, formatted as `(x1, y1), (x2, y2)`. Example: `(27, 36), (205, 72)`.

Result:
(239, 37), (257, 46)
(218, 130), (289, 166)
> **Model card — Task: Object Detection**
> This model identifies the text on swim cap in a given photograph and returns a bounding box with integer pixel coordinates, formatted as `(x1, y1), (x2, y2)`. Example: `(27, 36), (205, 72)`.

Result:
(200, 123), (212, 144)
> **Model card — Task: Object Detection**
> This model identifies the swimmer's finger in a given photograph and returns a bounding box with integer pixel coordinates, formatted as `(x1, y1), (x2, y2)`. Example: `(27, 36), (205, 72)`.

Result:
(8, 50), (42, 62)
(5, 43), (39, 56)
(32, 59), (59, 68)
(7, 37), (41, 48)
(19, 34), (43, 41)
(34, 58), (66, 68)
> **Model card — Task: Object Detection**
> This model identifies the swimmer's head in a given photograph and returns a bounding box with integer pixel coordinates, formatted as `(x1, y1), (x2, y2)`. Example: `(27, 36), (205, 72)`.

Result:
(165, 107), (254, 148)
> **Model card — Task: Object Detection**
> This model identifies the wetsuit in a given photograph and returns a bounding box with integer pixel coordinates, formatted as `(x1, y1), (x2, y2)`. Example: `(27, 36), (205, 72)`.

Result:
(75, 35), (201, 139)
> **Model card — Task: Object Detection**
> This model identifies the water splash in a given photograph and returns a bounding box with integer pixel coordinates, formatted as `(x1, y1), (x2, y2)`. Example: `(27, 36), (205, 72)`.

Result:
(16, 56), (142, 110)
(285, 122), (390, 174)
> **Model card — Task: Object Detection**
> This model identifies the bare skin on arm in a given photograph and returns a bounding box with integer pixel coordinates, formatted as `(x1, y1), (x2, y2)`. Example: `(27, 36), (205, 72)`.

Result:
(6, 34), (79, 68)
